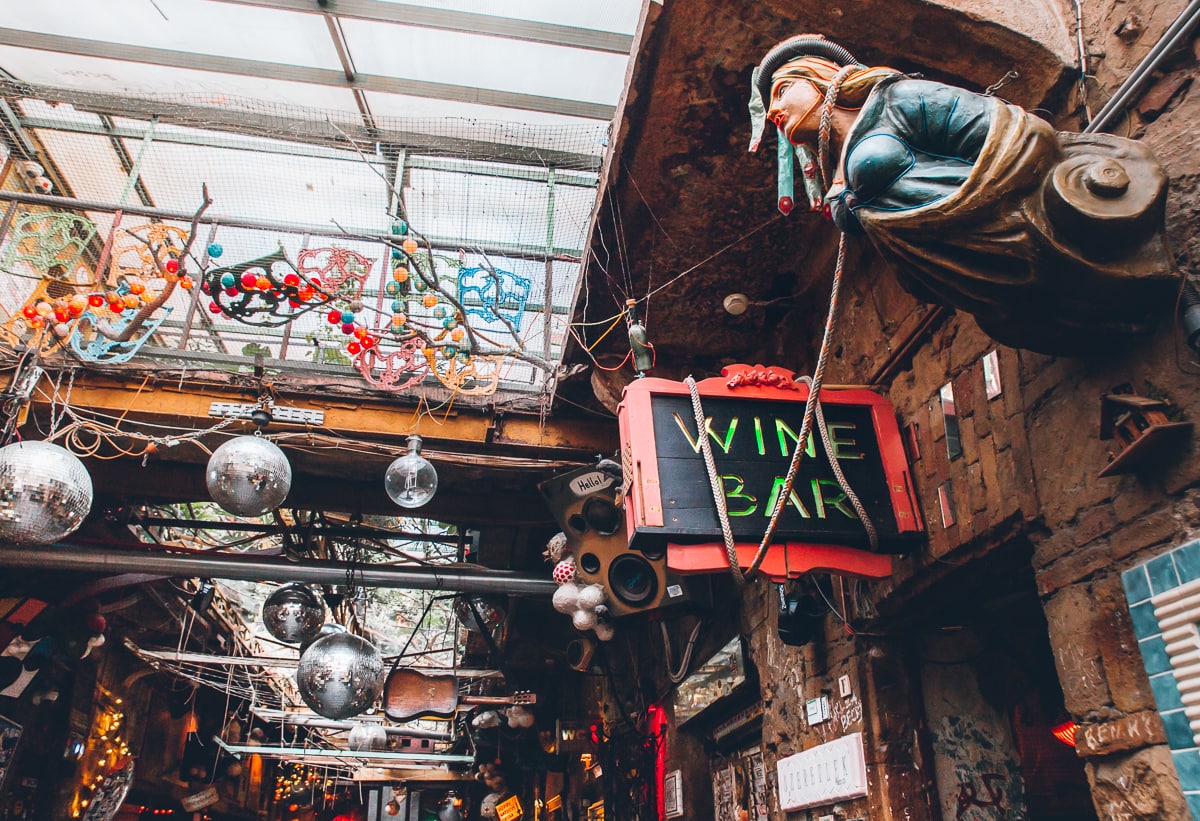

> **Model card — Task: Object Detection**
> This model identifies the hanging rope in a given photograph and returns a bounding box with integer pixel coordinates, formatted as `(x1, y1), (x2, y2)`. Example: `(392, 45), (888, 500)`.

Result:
(795, 374), (878, 552)
(746, 233), (848, 576)
(685, 374), (744, 586)
(817, 65), (857, 193)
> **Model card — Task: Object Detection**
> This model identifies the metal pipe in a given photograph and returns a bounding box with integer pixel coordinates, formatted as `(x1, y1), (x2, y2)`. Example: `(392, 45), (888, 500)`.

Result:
(249, 709), (452, 740)
(0, 545), (557, 596)
(1086, 0), (1200, 133)
(213, 736), (472, 764)
(131, 515), (459, 543)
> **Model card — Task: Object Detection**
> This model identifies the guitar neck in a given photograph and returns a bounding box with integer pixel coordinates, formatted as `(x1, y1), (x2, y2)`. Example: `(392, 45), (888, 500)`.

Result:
(462, 693), (537, 707)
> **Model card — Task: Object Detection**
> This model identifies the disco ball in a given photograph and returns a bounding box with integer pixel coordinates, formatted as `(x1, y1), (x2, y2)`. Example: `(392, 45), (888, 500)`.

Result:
(0, 440), (93, 545)
(261, 583), (325, 644)
(295, 632), (384, 720)
(347, 722), (388, 751)
(205, 435), (291, 516)
(300, 622), (347, 654)
(454, 595), (505, 634)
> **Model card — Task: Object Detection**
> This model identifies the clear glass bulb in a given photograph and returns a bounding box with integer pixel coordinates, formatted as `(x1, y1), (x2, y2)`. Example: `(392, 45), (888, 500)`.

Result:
(384, 434), (438, 508)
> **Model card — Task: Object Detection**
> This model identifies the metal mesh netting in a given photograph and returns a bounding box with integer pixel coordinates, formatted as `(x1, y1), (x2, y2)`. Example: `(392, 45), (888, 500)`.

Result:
(0, 79), (605, 408)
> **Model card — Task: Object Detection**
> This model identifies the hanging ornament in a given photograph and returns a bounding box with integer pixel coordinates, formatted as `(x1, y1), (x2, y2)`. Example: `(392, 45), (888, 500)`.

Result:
(576, 584), (606, 611)
(552, 557), (577, 586)
(0, 440), (93, 545)
(205, 436), (292, 516)
(295, 632), (384, 720)
(384, 434), (438, 509)
(552, 583), (580, 614)
(347, 722), (388, 751)
(261, 583), (325, 644)
(208, 243), (224, 258)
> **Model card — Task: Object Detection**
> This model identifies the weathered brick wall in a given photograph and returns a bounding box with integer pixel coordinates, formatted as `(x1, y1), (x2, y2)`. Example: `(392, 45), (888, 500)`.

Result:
(736, 0), (1200, 817)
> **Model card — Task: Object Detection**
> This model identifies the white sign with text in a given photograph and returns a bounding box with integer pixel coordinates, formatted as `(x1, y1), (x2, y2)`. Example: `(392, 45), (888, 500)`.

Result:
(775, 732), (868, 811)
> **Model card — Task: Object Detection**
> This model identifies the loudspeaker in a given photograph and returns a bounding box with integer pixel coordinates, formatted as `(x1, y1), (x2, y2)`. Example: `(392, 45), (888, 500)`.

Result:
(565, 637), (596, 671)
(540, 465), (697, 618)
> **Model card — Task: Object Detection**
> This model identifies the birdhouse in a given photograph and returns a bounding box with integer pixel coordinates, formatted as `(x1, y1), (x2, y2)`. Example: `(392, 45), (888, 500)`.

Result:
(1098, 384), (1192, 477)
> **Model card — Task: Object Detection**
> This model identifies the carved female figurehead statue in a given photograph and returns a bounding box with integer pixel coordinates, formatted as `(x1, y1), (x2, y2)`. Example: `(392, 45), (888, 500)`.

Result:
(749, 35), (1177, 355)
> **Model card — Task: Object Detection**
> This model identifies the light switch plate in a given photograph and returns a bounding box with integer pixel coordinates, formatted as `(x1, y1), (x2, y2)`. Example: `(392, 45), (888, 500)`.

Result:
(838, 674), (852, 698)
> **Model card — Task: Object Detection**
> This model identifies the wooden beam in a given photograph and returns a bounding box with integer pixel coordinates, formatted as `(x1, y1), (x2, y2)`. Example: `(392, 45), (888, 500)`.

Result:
(33, 374), (616, 457)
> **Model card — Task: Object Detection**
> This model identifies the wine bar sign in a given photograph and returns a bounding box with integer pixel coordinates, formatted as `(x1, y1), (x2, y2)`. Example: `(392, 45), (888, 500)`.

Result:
(618, 365), (922, 556)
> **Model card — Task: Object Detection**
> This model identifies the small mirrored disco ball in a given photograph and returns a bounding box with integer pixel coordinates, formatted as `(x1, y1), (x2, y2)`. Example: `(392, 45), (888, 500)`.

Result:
(205, 435), (291, 516)
(261, 583), (325, 644)
(0, 440), (93, 545)
(347, 722), (388, 751)
(453, 595), (505, 633)
(295, 632), (384, 720)
(300, 622), (347, 654)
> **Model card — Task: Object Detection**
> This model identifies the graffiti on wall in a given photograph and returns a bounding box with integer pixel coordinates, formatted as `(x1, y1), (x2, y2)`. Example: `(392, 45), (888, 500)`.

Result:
(922, 649), (1028, 821)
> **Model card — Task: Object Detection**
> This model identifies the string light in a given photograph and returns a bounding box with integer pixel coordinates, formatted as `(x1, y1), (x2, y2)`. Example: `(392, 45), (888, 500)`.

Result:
(71, 689), (131, 818)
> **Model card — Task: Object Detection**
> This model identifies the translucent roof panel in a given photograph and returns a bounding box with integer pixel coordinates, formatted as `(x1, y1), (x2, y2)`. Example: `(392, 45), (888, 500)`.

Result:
(375, 0), (643, 32)
(0, 0), (644, 406)
(0, 46), (365, 116)
(340, 20), (631, 106)
(2, 0), (343, 72)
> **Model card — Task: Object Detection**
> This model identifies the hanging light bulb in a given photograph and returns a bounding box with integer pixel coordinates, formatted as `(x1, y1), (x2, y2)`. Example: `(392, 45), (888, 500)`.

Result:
(384, 434), (438, 508)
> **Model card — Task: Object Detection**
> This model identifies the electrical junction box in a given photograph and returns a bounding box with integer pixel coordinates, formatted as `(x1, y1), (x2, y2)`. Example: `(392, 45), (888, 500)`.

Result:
(806, 696), (830, 725)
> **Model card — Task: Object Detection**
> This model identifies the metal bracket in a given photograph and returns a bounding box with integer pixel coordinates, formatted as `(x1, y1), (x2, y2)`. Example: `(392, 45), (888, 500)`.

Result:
(208, 401), (324, 426)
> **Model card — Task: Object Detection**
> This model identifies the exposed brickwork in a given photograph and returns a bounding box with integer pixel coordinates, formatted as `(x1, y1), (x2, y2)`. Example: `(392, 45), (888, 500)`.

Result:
(719, 2), (1200, 818)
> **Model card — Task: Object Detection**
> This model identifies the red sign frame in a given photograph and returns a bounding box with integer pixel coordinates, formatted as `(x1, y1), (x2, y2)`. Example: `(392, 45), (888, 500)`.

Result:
(617, 364), (923, 581)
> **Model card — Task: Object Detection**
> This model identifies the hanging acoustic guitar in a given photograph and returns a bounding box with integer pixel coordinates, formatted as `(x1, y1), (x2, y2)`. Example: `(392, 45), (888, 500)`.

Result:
(384, 668), (537, 722)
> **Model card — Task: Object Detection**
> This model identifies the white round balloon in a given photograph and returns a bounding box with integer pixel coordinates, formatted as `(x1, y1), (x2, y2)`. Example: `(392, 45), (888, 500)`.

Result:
(552, 583), (580, 614)
(572, 608), (597, 631)
(576, 584), (607, 611)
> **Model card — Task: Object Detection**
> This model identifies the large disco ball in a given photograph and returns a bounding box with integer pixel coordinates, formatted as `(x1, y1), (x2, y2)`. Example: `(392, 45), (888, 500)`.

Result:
(296, 632), (384, 720)
(347, 722), (388, 751)
(206, 435), (291, 516)
(261, 583), (325, 644)
(0, 440), (93, 545)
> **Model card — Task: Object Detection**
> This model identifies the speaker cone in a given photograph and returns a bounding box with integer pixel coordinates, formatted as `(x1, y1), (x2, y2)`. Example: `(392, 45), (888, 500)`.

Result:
(608, 554), (658, 606)
(581, 497), (622, 536)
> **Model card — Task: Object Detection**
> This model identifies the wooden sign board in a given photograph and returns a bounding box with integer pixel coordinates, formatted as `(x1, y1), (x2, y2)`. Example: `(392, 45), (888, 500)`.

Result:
(618, 365), (922, 579)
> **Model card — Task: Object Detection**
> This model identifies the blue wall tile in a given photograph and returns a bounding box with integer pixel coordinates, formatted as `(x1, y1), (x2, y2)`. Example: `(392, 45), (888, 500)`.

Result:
(1149, 553), (1182, 595)
(1140, 636), (1172, 676)
(1185, 791), (1200, 820)
(1177, 541), (1200, 584)
(1152, 672), (1186, 711)
(1175, 750), (1200, 791)
(1130, 600), (1162, 640)
(1161, 709), (1195, 750)
(1124, 566), (1153, 604)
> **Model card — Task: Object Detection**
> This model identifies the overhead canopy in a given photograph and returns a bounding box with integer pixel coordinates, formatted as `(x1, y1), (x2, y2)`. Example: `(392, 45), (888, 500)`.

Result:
(0, 0), (645, 407)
